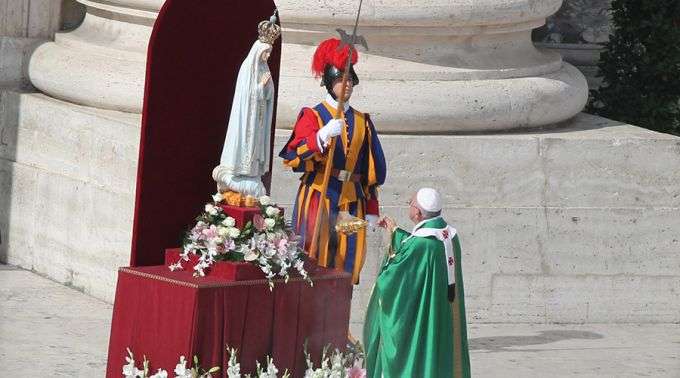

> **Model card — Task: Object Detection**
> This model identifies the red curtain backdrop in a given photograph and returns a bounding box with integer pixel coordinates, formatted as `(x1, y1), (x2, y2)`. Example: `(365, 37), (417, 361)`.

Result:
(130, 0), (281, 266)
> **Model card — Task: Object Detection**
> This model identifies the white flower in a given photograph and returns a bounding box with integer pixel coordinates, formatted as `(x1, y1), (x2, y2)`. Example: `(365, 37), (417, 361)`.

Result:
(265, 206), (280, 217)
(222, 217), (236, 227)
(150, 368), (168, 378)
(258, 256), (269, 267)
(194, 261), (209, 277)
(259, 195), (271, 206)
(278, 261), (290, 276)
(265, 356), (279, 377)
(264, 218), (276, 230)
(264, 246), (277, 258)
(169, 262), (183, 271)
(228, 227), (241, 238)
(183, 243), (195, 254)
(205, 204), (218, 215)
(331, 352), (344, 373)
(122, 361), (137, 378)
(212, 192), (224, 203)
(174, 356), (192, 378)
(244, 249), (259, 262)
(122, 348), (141, 378)
(227, 348), (241, 378)
(227, 365), (241, 378)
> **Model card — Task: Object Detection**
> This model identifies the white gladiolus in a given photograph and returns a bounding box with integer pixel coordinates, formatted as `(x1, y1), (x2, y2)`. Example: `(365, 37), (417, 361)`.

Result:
(227, 348), (241, 378)
(259, 195), (272, 206)
(174, 356), (192, 378)
(149, 369), (168, 378)
(264, 218), (276, 230)
(122, 349), (139, 378)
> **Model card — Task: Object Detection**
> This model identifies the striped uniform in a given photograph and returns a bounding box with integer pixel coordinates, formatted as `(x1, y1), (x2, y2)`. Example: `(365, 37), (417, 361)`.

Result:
(279, 101), (387, 283)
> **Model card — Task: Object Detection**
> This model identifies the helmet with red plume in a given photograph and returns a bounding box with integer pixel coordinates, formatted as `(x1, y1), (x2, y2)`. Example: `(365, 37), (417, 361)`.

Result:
(311, 38), (359, 98)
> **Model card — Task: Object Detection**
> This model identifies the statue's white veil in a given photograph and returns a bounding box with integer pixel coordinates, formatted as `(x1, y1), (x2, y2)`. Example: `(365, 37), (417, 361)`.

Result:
(213, 40), (274, 196)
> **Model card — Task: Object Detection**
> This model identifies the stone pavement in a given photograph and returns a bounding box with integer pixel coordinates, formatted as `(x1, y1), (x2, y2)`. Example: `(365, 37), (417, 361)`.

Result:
(1, 264), (679, 377)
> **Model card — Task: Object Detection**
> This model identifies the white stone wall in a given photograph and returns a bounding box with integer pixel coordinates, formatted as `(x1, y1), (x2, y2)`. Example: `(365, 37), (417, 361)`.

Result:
(0, 93), (139, 301)
(1, 93), (678, 324)
(270, 112), (680, 328)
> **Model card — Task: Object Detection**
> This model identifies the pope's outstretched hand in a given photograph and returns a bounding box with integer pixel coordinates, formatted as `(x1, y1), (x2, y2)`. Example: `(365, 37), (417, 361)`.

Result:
(378, 216), (397, 233)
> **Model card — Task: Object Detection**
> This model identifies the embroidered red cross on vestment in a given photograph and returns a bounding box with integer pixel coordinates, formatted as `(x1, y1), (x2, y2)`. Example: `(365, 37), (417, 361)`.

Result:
(448, 256), (454, 266)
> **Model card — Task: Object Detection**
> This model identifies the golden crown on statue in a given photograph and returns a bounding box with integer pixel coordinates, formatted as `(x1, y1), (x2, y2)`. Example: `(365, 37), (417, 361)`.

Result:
(258, 13), (281, 45)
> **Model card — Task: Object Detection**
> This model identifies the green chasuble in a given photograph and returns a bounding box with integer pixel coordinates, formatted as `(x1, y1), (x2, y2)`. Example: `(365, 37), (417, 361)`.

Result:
(363, 217), (471, 378)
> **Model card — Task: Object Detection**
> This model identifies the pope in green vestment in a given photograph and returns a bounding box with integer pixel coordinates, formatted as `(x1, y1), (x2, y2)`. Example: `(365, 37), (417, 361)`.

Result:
(364, 188), (471, 378)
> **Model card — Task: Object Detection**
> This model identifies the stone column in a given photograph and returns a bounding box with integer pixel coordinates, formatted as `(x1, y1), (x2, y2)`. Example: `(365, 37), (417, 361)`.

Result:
(28, 0), (162, 113)
(3, 0), (159, 301)
(0, 0), (63, 90)
(276, 0), (589, 133)
(533, 0), (612, 89)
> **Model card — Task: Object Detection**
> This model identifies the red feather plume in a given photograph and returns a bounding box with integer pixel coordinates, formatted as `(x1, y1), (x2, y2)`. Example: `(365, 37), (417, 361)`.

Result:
(311, 38), (359, 78)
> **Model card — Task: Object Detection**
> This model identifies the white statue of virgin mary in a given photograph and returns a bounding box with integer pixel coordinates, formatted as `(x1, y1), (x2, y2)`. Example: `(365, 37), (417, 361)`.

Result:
(212, 16), (280, 197)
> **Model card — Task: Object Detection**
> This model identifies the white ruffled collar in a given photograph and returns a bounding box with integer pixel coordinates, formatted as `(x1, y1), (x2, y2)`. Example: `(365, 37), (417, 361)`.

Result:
(324, 94), (350, 112)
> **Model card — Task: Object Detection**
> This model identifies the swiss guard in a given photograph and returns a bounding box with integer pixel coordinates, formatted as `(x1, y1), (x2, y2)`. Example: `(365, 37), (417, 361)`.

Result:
(279, 38), (387, 284)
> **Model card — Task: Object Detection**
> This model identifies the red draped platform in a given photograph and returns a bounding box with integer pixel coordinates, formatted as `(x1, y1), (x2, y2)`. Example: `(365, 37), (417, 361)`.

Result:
(105, 267), (352, 377)
(105, 0), (354, 376)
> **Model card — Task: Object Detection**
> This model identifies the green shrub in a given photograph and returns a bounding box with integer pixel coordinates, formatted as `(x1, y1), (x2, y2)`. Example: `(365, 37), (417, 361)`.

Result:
(588, 1), (680, 135)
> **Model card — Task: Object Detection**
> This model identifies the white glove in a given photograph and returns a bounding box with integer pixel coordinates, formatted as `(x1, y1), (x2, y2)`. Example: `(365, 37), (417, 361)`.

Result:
(317, 119), (344, 146)
(366, 214), (380, 229)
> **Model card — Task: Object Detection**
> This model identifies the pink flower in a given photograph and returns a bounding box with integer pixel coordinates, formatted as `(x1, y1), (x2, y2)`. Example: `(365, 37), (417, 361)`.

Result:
(191, 222), (206, 238)
(190, 229), (202, 240)
(253, 214), (266, 232)
(202, 225), (218, 239)
(224, 239), (236, 252)
(347, 367), (366, 378)
(276, 238), (290, 255)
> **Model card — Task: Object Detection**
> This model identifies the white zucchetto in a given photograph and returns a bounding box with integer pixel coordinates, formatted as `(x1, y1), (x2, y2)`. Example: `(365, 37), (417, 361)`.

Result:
(416, 187), (442, 213)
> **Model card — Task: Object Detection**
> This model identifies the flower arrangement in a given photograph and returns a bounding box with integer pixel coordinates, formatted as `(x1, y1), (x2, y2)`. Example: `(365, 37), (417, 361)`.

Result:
(123, 348), (219, 378)
(124, 342), (365, 378)
(169, 194), (311, 289)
